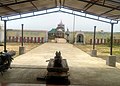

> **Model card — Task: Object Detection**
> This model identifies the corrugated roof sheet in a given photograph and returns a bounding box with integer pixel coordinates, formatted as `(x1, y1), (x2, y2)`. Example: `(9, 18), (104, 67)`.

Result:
(0, 0), (119, 22)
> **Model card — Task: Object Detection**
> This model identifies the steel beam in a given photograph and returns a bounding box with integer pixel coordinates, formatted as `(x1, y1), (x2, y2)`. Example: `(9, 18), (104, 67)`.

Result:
(100, 9), (114, 16)
(59, 0), (62, 8)
(63, 5), (119, 22)
(77, 0), (120, 11)
(83, 0), (98, 11)
(100, 5), (120, 16)
(0, 0), (37, 7)
(30, 1), (38, 11)
(0, 7), (119, 24)
(108, 14), (120, 17)
(1, 10), (59, 21)
(108, 0), (120, 3)
(0, 3), (20, 13)
(102, 0), (106, 5)
(59, 9), (118, 24)
(63, 0), (65, 7)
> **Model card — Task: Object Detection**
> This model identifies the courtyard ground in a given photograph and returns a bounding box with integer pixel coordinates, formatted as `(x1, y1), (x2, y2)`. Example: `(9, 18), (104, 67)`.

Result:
(1, 43), (120, 86)
(0, 43), (40, 57)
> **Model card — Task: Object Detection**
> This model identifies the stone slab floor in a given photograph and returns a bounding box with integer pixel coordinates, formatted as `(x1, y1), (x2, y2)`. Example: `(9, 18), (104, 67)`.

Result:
(1, 43), (120, 86)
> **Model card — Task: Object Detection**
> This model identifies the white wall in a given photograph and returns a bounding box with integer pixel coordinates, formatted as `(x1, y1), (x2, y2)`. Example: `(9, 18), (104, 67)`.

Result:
(0, 25), (4, 42)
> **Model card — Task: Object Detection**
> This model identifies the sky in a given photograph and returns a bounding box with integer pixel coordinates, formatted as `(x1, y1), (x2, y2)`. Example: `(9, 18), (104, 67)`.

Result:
(0, 12), (120, 32)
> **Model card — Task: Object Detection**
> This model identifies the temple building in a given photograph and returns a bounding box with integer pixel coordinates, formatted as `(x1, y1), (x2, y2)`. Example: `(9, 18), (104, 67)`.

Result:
(56, 21), (65, 38)
(48, 21), (65, 39)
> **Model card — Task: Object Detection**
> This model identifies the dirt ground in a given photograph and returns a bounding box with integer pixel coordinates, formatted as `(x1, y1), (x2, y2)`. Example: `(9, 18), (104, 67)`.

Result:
(1, 43), (120, 86)
(0, 43), (40, 57)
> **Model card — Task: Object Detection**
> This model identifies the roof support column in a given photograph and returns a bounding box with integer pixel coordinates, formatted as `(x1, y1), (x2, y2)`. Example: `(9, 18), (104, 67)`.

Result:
(21, 24), (24, 47)
(106, 23), (116, 67)
(19, 24), (25, 55)
(93, 26), (96, 50)
(110, 23), (114, 55)
(91, 26), (97, 57)
(73, 13), (75, 44)
(4, 20), (7, 52)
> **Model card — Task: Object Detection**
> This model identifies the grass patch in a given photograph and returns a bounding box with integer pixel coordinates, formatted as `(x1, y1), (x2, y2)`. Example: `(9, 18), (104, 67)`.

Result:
(75, 44), (120, 63)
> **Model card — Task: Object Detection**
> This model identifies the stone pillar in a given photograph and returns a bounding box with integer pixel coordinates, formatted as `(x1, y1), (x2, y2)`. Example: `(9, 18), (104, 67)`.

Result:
(106, 55), (116, 67)
(19, 46), (25, 55)
(91, 49), (97, 57)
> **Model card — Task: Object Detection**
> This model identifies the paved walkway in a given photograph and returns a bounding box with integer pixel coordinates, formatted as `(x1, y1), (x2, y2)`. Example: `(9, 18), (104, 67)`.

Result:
(1, 43), (120, 86)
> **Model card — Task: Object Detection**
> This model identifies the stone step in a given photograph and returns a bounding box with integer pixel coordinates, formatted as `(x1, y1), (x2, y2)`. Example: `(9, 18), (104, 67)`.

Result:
(1, 83), (85, 86)
(55, 38), (66, 43)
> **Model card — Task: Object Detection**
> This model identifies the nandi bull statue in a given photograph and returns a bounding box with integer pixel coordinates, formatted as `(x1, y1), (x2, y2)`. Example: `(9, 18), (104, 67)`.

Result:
(54, 51), (62, 67)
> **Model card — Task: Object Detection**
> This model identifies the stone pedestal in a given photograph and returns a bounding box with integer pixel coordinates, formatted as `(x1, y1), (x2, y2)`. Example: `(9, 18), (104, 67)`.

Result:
(19, 46), (25, 55)
(46, 59), (70, 85)
(47, 59), (69, 72)
(106, 55), (116, 67)
(91, 49), (97, 57)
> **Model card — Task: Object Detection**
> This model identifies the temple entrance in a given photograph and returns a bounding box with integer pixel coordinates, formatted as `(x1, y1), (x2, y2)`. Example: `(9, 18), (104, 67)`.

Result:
(75, 32), (85, 44)
(77, 34), (84, 43)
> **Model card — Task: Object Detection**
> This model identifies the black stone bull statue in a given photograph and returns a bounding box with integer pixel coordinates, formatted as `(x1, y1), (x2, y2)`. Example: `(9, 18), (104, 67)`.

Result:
(0, 51), (16, 75)
(54, 51), (62, 67)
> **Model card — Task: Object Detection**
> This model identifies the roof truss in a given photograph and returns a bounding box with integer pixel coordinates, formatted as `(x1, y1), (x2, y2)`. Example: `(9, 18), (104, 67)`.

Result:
(0, 0), (119, 23)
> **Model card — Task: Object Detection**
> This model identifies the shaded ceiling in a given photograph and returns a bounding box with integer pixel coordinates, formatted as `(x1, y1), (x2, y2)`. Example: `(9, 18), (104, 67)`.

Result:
(0, 0), (120, 22)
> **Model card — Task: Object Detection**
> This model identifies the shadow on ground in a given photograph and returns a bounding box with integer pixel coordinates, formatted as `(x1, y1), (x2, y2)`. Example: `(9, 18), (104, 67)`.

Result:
(1, 65), (120, 86)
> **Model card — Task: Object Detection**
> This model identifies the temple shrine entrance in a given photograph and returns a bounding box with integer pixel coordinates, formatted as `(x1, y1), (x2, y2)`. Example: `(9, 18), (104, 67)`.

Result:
(77, 34), (84, 43)
(75, 32), (85, 44)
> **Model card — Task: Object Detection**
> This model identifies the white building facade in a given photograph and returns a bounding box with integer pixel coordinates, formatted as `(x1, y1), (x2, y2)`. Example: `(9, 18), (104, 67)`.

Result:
(0, 24), (4, 42)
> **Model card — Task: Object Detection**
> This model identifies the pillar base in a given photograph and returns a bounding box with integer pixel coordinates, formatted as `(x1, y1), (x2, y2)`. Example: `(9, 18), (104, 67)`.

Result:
(106, 55), (116, 67)
(19, 46), (25, 55)
(91, 49), (97, 57)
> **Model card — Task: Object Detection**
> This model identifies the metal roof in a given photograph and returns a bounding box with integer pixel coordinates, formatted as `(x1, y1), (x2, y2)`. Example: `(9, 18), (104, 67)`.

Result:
(0, 0), (120, 23)
(48, 28), (56, 33)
